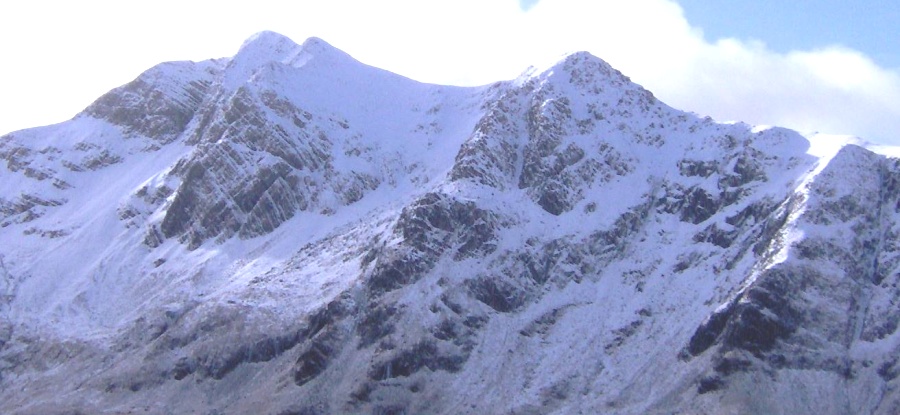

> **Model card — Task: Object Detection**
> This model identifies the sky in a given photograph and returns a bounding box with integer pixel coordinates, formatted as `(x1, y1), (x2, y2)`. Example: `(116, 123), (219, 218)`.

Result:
(677, 0), (900, 69)
(1, 0), (898, 144)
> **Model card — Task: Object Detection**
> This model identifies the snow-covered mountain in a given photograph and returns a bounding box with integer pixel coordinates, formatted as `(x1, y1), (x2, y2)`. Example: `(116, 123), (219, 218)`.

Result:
(2, 31), (899, 414)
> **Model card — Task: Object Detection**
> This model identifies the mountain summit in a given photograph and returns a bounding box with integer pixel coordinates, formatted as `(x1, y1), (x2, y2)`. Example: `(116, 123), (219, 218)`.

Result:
(1, 32), (898, 415)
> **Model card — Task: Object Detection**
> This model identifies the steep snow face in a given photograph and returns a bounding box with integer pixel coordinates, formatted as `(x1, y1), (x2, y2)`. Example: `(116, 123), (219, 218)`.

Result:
(150, 35), (484, 249)
(678, 144), (900, 415)
(0, 33), (488, 335)
(1, 32), (899, 415)
(84, 59), (225, 143)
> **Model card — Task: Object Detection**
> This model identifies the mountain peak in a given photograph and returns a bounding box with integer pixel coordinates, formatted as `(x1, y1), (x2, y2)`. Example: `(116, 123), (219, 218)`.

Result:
(234, 32), (355, 70)
(237, 32), (346, 60)
(236, 30), (300, 58)
(228, 31), (302, 80)
(560, 50), (615, 70)
(518, 50), (629, 89)
(298, 36), (339, 56)
(224, 32), (359, 90)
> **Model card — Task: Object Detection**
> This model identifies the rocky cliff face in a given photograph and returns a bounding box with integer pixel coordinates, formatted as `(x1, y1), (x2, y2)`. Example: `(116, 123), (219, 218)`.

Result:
(0, 31), (898, 415)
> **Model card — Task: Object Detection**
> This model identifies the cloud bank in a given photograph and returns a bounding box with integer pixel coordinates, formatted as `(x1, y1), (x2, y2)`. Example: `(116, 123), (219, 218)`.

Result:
(1, 0), (898, 144)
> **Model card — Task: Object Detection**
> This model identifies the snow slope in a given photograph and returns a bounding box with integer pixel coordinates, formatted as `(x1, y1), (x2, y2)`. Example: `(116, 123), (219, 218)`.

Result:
(1, 31), (899, 414)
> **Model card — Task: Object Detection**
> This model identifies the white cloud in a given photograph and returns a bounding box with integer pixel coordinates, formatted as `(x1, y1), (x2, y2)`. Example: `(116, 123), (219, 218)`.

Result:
(651, 36), (900, 143)
(1, 0), (898, 144)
